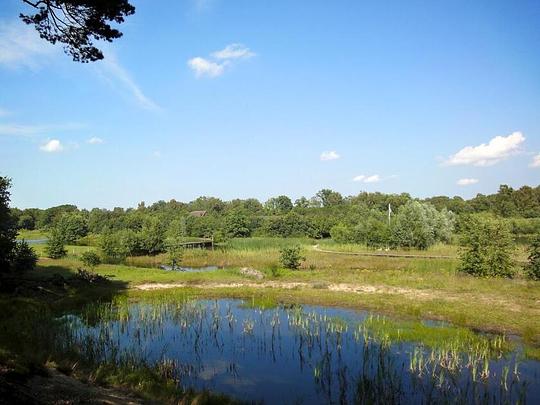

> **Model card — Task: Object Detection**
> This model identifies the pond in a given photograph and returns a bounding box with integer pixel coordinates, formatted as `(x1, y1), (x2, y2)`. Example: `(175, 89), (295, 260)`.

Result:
(61, 298), (540, 404)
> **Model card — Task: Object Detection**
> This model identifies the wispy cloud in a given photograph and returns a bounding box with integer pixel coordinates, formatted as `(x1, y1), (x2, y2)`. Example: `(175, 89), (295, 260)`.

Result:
(188, 44), (255, 79)
(87, 136), (104, 145)
(457, 178), (479, 186)
(353, 174), (381, 183)
(0, 107), (10, 117)
(40, 139), (63, 153)
(0, 19), (57, 69)
(530, 154), (540, 168)
(320, 151), (340, 161)
(444, 131), (525, 167)
(0, 122), (84, 137)
(192, 0), (216, 12)
(97, 52), (160, 111)
(212, 44), (255, 60)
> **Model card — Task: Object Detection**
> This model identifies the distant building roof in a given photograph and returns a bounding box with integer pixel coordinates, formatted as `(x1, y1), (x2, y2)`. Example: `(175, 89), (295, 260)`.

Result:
(189, 210), (207, 217)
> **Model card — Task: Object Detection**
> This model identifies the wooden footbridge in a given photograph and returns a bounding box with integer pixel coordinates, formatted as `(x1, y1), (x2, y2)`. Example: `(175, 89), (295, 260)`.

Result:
(177, 237), (214, 250)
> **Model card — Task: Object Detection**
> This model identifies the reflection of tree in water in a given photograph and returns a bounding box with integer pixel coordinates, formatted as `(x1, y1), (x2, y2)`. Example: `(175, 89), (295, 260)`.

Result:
(62, 299), (534, 404)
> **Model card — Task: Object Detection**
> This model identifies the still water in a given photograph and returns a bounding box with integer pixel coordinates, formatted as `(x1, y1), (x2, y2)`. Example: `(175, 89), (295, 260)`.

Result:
(64, 299), (540, 404)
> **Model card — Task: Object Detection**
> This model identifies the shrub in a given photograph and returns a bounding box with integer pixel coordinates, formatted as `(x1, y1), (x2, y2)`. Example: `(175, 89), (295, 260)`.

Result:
(525, 235), (540, 281)
(11, 240), (37, 272)
(80, 251), (101, 269)
(76, 268), (108, 283)
(279, 245), (305, 270)
(45, 228), (67, 259)
(458, 216), (515, 278)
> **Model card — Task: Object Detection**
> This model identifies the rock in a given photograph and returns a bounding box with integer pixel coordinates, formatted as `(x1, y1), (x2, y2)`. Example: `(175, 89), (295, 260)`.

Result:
(239, 267), (264, 280)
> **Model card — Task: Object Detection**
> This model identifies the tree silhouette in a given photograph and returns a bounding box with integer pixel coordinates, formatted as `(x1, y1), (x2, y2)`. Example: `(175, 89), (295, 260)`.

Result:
(20, 0), (135, 62)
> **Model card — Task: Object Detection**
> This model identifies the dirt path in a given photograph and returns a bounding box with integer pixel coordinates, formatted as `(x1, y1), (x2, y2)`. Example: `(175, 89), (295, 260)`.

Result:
(135, 281), (454, 302)
(134, 280), (536, 315)
(311, 244), (456, 259)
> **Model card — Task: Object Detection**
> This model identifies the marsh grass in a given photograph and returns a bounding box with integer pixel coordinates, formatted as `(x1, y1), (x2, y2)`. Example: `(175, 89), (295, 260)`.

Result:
(63, 298), (533, 403)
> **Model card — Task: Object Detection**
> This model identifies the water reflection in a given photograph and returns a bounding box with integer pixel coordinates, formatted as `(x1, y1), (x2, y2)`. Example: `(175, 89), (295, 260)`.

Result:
(61, 299), (540, 404)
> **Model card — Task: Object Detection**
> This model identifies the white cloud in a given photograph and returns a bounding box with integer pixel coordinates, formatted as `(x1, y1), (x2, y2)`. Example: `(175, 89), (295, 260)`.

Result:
(97, 52), (160, 111)
(87, 137), (104, 145)
(530, 154), (540, 168)
(40, 139), (63, 153)
(320, 151), (340, 161)
(212, 44), (255, 60)
(457, 178), (479, 186)
(0, 20), (57, 69)
(187, 57), (225, 78)
(188, 44), (255, 79)
(353, 174), (381, 183)
(364, 175), (381, 183)
(445, 131), (525, 167)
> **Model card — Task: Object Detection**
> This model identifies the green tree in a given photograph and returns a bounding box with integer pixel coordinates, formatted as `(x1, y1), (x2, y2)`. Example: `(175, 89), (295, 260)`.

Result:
(139, 217), (165, 255)
(165, 239), (184, 270)
(17, 214), (35, 230)
(56, 212), (88, 244)
(279, 245), (305, 270)
(20, 0), (135, 62)
(525, 235), (540, 281)
(11, 240), (38, 272)
(225, 211), (252, 237)
(330, 223), (354, 244)
(458, 216), (515, 278)
(0, 177), (17, 272)
(391, 201), (435, 249)
(45, 228), (67, 259)
(315, 189), (343, 207)
(99, 232), (126, 263)
(391, 201), (454, 249)
(265, 196), (293, 213)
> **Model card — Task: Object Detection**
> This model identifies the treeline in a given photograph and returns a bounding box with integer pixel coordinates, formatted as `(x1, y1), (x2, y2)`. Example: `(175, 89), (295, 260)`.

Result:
(11, 185), (540, 252)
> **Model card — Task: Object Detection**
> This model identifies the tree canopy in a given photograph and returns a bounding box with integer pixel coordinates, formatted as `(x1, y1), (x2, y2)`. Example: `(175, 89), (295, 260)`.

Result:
(20, 0), (135, 62)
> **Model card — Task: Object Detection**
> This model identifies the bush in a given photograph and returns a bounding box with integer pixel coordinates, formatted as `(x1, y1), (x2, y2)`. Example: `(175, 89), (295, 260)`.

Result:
(11, 240), (37, 272)
(525, 235), (540, 281)
(80, 251), (101, 269)
(76, 268), (108, 284)
(458, 216), (515, 278)
(279, 245), (305, 270)
(45, 228), (67, 259)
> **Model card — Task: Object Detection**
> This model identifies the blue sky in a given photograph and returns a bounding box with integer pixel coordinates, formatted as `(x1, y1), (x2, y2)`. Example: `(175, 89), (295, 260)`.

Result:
(1, 0), (539, 209)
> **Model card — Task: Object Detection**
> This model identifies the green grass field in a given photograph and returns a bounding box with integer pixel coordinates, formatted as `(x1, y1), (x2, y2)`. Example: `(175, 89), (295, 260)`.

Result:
(27, 237), (540, 345)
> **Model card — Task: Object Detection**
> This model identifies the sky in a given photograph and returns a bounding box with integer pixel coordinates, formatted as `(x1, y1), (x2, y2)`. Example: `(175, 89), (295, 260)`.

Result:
(0, 0), (539, 209)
